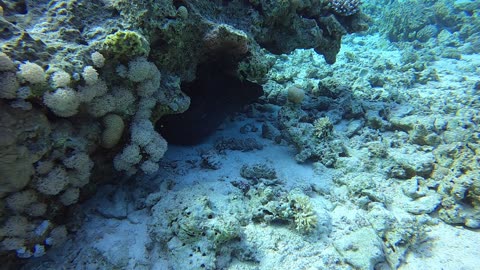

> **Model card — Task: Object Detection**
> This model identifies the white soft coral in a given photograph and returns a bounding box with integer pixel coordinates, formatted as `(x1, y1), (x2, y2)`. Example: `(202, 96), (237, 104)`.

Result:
(43, 87), (80, 117)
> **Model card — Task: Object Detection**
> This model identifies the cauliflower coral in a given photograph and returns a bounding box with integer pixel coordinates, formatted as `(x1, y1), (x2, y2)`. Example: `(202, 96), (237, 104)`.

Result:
(43, 88), (80, 117)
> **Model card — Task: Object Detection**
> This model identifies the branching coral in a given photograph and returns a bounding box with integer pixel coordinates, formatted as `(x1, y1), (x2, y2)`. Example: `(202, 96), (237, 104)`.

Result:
(289, 192), (318, 233)
(328, 0), (362, 16)
(313, 117), (334, 140)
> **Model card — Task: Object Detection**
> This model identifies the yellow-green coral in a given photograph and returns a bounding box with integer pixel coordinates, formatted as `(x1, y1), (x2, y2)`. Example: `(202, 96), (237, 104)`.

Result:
(313, 117), (333, 139)
(208, 216), (240, 246)
(102, 30), (150, 60)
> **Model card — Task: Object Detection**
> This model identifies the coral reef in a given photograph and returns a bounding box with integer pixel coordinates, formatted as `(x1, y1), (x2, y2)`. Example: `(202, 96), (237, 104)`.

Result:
(146, 163), (324, 269)
(0, 0), (368, 262)
(4, 0), (479, 268)
(376, 0), (480, 45)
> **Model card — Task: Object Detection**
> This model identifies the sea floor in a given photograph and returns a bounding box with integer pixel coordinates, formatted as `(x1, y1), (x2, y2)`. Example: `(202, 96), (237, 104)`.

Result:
(23, 33), (480, 270)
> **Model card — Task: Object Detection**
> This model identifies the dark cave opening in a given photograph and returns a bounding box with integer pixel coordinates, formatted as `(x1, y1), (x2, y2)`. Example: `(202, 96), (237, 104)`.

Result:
(155, 61), (263, 146)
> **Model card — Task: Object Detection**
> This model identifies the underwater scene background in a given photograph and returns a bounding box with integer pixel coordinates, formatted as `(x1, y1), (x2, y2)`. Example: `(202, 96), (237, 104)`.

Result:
(0, 0), (479, 269)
